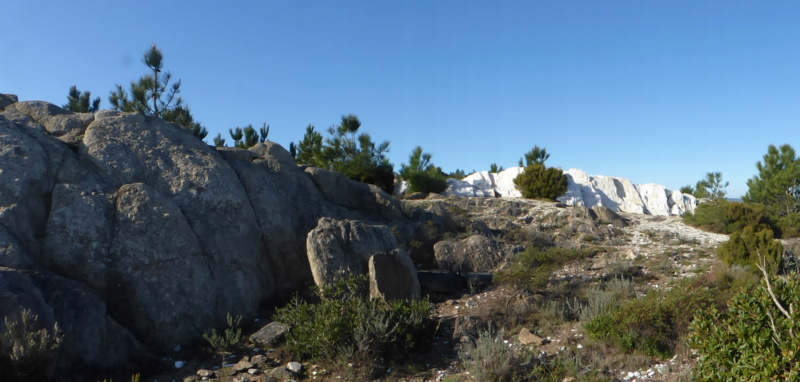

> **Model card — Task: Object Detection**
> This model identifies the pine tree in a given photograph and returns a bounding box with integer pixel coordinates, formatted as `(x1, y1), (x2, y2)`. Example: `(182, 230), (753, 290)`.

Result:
(744, 144), (800, 217)
(109, 44), (207, 140)
(63, 85), (100, 113)
(520, 145), (550, 166)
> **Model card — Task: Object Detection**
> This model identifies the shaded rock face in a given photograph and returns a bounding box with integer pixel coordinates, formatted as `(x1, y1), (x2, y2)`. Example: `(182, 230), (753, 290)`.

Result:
(306, 217), (399, 287)
(0, 95), (419, 375)
(368, 248), (421, 301)
(433, 235), (505, 274)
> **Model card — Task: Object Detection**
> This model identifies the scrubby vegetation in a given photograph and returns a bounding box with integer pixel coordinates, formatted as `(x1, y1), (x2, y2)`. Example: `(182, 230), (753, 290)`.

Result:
(716, 225), (784, 275)
(689, 270), (800, 381)
(498, 246), (595, 292)
(275, 275), (435, 373)
(585, 280), (716, 359)
(0, 309), (62, 382)
(202, 313), (245, 354)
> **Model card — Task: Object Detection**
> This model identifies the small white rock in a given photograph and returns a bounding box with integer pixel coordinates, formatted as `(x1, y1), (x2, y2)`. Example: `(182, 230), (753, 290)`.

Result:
(173, 344), (181, 352)
(287, 361), (303, 373)
(174, 360), (185, 369)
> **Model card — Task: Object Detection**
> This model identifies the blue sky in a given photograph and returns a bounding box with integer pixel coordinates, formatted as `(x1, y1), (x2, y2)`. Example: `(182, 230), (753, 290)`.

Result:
(3, 1), (799, 197)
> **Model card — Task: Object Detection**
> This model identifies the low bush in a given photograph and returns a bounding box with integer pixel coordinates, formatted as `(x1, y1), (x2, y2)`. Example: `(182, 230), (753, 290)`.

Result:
(497, 246), (594, 293)
(689, 273), (800, 381)
(460, 328), (612, 382)
(578, 277), (634, 322)
(716, 225), (784, 275)
(513, 164), (568, 201)
(406, 168), (448, 194)
(584, 280), (716, 359)
(275, 275), (434, 369)
(203, 313), (244, 353)
(776, 212), (800, 238)
(460, 328), (552, 382)
(0, 309), (63, 382)
(400, 146), (449, 194)
(682, 200), (769, 234)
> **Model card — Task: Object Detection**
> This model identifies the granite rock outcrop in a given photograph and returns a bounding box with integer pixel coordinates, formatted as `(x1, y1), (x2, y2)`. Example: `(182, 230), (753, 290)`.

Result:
(0, 95), (422, 376)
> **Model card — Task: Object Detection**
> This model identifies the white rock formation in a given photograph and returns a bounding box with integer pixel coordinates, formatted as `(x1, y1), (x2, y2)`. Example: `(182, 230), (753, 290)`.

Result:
(444, 167), (696, 216)
(445, 168), (523, 198)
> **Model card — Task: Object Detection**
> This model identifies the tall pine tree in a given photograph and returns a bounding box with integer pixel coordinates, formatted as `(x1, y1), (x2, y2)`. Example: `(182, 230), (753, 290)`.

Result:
(109, 44), (207, 140)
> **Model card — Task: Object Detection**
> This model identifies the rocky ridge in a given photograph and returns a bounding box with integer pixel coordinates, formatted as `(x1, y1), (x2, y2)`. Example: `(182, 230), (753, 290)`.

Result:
(445, 167), (697, 216)
(0, 94), (434, 378)
(0, 93), (726, 381)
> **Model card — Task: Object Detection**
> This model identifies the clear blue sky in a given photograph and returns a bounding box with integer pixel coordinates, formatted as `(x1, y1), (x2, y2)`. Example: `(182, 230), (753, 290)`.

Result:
(3, 1), (799, 197)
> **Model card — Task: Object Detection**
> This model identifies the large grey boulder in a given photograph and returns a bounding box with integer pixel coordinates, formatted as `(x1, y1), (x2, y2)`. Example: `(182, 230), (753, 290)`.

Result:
(0, 93), (18, 110)
(306, 217), (399, 287)
(433, 235), (504, 274)
(304, 167), (405, 223)
(0, 268), (143, 372)
(222, 142), (345, 297)
(368, 248), (421, 300)
(249, 321), (290, 348)
(0, 95), (419, 376)
(81, 110), (273, 335)
(4, 101), (94, 147)
(108, 183), (216, 350)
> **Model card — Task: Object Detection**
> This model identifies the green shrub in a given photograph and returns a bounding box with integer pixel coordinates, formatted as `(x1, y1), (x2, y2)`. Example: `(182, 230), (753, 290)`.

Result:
(689, 274), (800, 381)
(513, 164), (568, 201)
(0, 309), (63, 382)
(578, 277), (634, 322)
(407, 168), (448, 194)
(585, 280), (716, 359)
(460, 328), (551, 382)
(203, 313), (244, 353)
(776, 212), (800, 238)
(400, 146), (449, 194)
(683, 200), (770, 234)
(497, 247), (594, 293)
(716, 225), (783, 275)
(275, 275), (434, 367)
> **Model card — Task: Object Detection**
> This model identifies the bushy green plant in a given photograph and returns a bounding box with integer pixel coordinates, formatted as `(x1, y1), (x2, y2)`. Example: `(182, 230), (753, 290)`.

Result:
(578, 277), (634, 322)
(0, 309), (63, 382)
(203, 313), (244, 353)
(743, 144), (800, 219)
(293, 116), (395, 193)
(776, 212), (800, 238)
(513, 164), (568, 201)
(460, 328), (537, 382)
(716, 225), (783, 275)
(63, 85), (100, 113)
(400, 146), (449, 193)
(585, 281), (716, 359)
(275, 275), (434, 367)
(689, 273), (800, 381)
(497, 247), (594, 293)
(229, 123), (269, 148)
(682, 200), (770, 235)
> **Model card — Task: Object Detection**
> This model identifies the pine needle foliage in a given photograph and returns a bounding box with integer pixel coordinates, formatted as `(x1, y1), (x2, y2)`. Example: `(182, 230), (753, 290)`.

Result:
(513, 164), (568, 201)
(63, 85), (100, 113)
(109, 44), (208, 140)
(203, 313), (244, 353)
